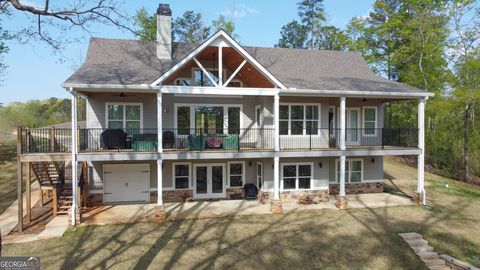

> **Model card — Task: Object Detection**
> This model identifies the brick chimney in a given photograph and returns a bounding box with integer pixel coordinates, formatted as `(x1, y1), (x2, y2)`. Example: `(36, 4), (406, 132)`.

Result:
(156, 3), (172, 60)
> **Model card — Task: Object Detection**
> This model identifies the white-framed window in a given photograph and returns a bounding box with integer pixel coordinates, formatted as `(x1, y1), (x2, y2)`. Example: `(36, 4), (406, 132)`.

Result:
(173, 162), (191, 189)
(105, 103), (143, 129)
(227, 161), (245, 187)
(363, 106), (377, 136)
(227, 79), (243, 87)
(174, 103), (243, 135)
(192, 68), (228, 86)
(335, 159), (363, 183)
(281, 163), (313, 190)
(279, 104), (320, 135)
(256, 161), (263, 189)
(175, 78), (192, 86)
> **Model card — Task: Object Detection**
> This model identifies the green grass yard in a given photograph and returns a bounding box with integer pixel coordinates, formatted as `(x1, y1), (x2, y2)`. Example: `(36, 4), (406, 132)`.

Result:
(0, 141), (18, 214)
(2, 158), (480, 269)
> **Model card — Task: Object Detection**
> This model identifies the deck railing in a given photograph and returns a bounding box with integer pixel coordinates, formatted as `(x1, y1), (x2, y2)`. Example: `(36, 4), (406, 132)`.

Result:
(18, 127), (419, 153)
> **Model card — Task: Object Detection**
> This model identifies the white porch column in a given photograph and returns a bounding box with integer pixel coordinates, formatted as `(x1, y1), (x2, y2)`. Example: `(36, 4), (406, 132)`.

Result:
(273, 156), (280, 200)
(416, 97), (426, 205)
(70, 89), (79, 225)
(154, 89), (166, 219)
(339, 97), (346, 197)
(273, 94), (280, 199)
(271, 94), (282, 213)
(274, 94), (280, 151)
(157, 90), (163, 205)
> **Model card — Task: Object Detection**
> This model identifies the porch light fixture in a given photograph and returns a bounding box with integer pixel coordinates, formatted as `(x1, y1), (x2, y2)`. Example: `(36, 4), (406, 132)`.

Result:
(362, 98), (367, 102)
(119, 92), (126, 98)
(318, 162), (322, 168)
(248, 161), (252, 166)
(371, 158), (375, 163)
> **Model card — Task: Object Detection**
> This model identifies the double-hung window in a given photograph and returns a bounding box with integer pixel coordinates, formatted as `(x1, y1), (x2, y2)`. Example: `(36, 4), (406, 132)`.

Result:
(106, 103), (142, 129)
(279, 105), (320, 135)
(228, 162), (244, 187)
(363, 107), (377, 136)
(282, 163), (312, 190)
(335, 159), (363, 183)
(173, 163), (190, 189)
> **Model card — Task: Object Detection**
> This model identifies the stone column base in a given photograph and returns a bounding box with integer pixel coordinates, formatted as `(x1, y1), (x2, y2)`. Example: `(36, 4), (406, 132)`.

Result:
(412, 192), (423, 204)
(335, 195), (349, 210)
(154, 205), (167, 220)
(68, 207), (82, 225)
(270, 199), (283, 214)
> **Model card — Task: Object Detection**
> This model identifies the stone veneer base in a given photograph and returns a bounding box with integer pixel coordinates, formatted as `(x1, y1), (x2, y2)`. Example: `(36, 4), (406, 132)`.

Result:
(335, 195), (349, 210)
(258, 189), (329, 205)
(412, 191), (422, 204)
(329, 182), (384, 195)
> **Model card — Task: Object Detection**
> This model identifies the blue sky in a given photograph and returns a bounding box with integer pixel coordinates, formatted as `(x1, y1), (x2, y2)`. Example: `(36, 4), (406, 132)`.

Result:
(0, 0), (374, 104)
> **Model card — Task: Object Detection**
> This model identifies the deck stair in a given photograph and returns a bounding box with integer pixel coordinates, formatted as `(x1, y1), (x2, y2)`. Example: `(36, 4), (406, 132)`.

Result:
(399, 232), (450, 270)
(31, 161), (67, 216)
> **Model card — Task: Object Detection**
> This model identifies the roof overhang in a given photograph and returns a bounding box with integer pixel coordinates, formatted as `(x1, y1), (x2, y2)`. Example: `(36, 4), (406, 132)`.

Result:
(280, 88), (434, 99)
(62, 83), (160, 93)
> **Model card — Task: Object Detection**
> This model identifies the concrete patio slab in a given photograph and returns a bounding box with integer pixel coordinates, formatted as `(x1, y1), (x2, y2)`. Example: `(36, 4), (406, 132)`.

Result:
(0, 181), (40, 238)
(3, 216), (69, 244)
(80, 193), (413, 226)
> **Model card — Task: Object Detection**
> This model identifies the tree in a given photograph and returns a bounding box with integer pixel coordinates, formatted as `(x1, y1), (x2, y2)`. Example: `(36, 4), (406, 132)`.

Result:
(173, 11), (210, 43)
(448, 0), (480, 181)
(133, 7), (157, 41)
(212, 15), (238, 39)
(133, 9), (225, 43)
(0, 0), (136, 80)
(297, 0), (326, 49)
(275, 20), (307, 48)
(316, 26), (349, 50)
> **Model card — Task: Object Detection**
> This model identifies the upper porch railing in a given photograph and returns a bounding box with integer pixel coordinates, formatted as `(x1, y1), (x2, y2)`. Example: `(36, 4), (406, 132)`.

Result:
(18, 127), (418, 154)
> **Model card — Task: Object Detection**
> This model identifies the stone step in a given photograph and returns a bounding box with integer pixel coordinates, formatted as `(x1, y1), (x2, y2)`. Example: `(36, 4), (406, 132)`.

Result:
(416, 251), (439, 260)
(412, 245), (434, 253)
(406, 239), (428, 247)
(423, 258), (447, 267)
(428, 266), (450, 270)
(399, 232), (423, 241)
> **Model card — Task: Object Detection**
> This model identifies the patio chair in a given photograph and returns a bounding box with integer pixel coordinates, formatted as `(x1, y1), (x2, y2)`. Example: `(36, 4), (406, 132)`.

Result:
(162, 131), (175, 149)
(243, 183), (258, 200)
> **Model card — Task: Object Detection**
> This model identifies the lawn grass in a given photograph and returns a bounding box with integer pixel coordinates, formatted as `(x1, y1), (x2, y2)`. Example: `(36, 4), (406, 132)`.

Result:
(2, 158), (480, 269)
(0, 140), (18, 214)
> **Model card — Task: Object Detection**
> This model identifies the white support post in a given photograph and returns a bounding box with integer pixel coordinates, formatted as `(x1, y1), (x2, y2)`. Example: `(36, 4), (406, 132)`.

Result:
(157, 89), (163, 206)
(273, 156), (280, 200)
(218, 46), (223, 86)
(273, 94), (281, 201)
(157, 159), (163, 205)
(157, 91), (163, 154)
(339, 97), (346, 197)
(339, 97), (346, 151)
(417, 98), (426, 204)
(274, 94), (280, 152)
(70, 89), (78, 225)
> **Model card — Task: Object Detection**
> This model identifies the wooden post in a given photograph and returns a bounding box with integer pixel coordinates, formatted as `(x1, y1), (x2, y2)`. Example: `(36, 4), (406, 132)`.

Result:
(82, 161), (89, 207)
(39, 187), (44, 206)
(25, 128), (30, 153)
(77, 126), (80, 152)
(26, 163), (31, 223)
(52, 187), (58, 217)
(17, 127), (24, 232)
(50, 127), (56, 152)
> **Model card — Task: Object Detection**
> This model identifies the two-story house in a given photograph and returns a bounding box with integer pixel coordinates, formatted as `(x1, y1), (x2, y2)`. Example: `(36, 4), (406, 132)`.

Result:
(16, 4), (433, 227)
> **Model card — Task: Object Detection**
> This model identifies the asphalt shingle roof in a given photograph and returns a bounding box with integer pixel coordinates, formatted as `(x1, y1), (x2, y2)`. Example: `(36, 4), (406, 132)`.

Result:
(64, 37), (424, 93)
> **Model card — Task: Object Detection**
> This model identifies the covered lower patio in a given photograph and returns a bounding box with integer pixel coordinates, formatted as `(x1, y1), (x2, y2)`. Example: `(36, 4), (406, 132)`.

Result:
(80, 193), (413, 226)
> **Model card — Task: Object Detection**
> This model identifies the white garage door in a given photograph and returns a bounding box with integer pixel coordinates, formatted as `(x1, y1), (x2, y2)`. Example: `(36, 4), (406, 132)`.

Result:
(103, 164), (150, 203)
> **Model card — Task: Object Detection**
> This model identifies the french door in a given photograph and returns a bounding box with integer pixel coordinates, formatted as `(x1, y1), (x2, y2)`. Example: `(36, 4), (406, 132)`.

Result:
(346, 108), (360, 145)
(193, 164), (226, 199)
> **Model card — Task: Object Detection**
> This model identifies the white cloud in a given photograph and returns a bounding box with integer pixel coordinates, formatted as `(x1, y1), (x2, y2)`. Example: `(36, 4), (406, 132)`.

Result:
(19, 0), (42, 9)
(221, 3), (259, 20)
